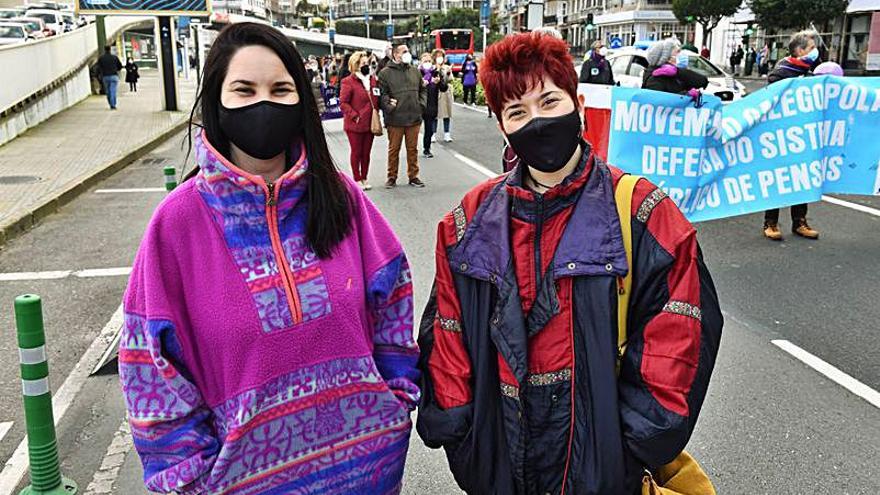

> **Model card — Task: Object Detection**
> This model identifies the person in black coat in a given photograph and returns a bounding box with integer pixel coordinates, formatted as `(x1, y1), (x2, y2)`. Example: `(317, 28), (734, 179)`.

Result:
(642, 38), (709, 95)
(419, 55), (449, 158)
(579, 40), (615, 85)
(762, 30), (822, 241)
(125, 57), (139, 92)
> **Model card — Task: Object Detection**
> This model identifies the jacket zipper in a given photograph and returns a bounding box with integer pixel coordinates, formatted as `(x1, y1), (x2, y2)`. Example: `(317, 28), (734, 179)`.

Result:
(265, 181), (303, 324)
(534, 193), (544, 290)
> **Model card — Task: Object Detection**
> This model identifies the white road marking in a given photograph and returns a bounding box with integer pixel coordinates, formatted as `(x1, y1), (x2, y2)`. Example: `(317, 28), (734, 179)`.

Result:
(772, 339), (880, 410)
(447, 149), (497, 179)
(94, 188), (166, 194)
(452, 101), (491, 114)
(0, 305), (124, 495)
(0, 268), (131, 282)
(0, 423), (12, 444)
(0, 271), (71, 282)
(821, 195), (880, 218)
(75, 268), (133, 278)
(82, 420), (133, 495)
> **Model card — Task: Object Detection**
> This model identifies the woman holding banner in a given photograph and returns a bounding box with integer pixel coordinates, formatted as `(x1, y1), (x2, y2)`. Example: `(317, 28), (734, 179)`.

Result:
(643, 38), (709, 96)
(416, 30), (723, 495)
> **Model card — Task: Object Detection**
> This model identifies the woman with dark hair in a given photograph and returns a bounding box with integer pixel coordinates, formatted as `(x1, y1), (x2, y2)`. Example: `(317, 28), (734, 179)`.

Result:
(120, 22), (419, 495)
(416, 31), (722, 494)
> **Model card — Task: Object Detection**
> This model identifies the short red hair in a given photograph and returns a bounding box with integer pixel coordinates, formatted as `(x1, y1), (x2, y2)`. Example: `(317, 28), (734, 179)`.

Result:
(480, 31), (578, 121)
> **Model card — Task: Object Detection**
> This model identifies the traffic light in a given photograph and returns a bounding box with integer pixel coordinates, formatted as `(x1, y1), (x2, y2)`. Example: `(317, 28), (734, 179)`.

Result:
(423, 14), (431, 34)
(743, 23), (754, 44)
(586, 13), (594, 31)
(685, 15), (695, 23)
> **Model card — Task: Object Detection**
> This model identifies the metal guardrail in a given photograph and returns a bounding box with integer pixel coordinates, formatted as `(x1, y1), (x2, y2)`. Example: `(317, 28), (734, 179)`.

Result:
(0, 16), (153, 117)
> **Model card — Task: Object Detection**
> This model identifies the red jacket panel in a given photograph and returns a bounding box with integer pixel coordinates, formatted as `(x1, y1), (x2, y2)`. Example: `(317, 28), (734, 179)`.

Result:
(339, 74), (379, 134)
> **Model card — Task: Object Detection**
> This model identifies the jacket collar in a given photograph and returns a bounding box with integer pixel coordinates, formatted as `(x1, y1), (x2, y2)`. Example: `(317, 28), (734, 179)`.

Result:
(448, 149), (628, 283)
(194, 130), (308, 221)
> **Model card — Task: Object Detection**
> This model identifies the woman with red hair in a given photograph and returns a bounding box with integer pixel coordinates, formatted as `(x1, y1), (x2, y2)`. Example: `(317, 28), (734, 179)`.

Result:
(416, 30), (722, 494)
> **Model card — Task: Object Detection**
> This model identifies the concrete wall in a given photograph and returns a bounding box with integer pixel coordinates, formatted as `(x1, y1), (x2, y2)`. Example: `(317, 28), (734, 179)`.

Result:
(0, 16), (150, 148)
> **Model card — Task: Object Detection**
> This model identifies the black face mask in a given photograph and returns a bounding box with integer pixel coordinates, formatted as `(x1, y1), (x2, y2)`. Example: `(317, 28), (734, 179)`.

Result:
(218, 100), (303, 160)
(359, 65), (370, 76)
(505, 109), (582, 173)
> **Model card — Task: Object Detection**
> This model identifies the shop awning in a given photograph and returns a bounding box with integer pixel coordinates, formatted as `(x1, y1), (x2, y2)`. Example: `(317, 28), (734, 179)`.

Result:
(847, 0), (880, 13)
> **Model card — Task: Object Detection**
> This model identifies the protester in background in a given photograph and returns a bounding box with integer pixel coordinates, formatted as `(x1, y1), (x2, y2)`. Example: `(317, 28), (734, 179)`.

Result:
(378, 44), (427, 188)
(745, 45), (757, 76)
(97, 45), (123, 110)
(121, 23), (419, 495)
(340, 51), (380, 190)
(759, 43), (771, 76)
(643, 38), (709, 95)
(762, 30), (822, 240)
(734, 44), (744, 75)
(461, 54), (478, 105)
(433, 48), (455, 142)
(337, 52), (351, 93)
(416, 30), (722, 495)
(377, 43), (393, 72)
(579, 39), (615, 85)
(419, 53), (449, 158)
(125, 56), (139, 92)
(369, 52), (379, 75)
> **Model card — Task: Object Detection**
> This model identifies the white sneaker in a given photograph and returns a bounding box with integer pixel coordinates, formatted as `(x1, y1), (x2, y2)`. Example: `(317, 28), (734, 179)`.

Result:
(444, 132), (452, 142)
(363, 181), (372, 191)
(430, 135), (436, 143)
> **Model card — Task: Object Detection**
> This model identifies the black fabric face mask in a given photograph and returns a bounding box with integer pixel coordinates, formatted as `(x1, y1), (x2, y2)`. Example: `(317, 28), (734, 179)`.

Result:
(505, 109), (582, 173)
(359, 65), (370, 76)
(218, 100), (303, 160)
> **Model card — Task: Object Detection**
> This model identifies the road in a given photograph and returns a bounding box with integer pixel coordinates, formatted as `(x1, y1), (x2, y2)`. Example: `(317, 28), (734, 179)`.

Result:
(0, 104), (878, 494)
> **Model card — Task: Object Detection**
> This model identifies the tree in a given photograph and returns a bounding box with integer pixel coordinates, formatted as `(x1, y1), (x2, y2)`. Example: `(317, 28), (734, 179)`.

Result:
(672, 0), (740, 49)
(749, 0), (847, 32)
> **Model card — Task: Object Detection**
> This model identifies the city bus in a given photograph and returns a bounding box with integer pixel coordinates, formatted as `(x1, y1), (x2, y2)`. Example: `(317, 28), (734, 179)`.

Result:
(431, 28), (473, 73)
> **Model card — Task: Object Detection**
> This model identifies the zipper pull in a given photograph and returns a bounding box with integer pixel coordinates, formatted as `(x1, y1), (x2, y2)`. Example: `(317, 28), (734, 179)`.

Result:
(266, 183), (276, 206)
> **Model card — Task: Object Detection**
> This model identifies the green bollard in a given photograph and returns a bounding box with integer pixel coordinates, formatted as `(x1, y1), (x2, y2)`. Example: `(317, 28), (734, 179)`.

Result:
(163, 166), (177, 191)
(14, 295), (77, 495)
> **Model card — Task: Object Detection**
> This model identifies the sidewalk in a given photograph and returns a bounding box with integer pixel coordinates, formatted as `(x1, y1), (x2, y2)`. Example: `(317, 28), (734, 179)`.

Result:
(0, 70), (196, 247)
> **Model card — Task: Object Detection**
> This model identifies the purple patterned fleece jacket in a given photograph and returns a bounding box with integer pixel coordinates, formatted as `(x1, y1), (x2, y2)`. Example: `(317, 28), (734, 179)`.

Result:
(119, 130), (420, 495)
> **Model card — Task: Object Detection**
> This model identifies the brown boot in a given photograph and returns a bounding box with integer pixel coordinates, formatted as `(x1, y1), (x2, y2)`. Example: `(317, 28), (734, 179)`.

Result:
(763, 222), (783, 241)
(793, 219), (819, 239)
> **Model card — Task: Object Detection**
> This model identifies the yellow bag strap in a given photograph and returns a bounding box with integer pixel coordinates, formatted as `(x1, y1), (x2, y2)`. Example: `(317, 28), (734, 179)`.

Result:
(615, 174), (641, 372)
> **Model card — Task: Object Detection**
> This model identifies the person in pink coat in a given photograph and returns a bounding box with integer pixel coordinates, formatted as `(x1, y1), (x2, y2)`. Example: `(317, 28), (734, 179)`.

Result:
(340, 50), (381, 190)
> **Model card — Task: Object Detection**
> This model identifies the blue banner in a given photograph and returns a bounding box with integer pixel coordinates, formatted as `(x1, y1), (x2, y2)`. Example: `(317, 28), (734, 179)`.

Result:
(607, 76), (880, 222)
(76, 0), (210, 15)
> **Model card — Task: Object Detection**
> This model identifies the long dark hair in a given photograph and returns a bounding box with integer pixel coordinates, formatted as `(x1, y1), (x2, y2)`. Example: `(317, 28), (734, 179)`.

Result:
(185, 23), (352, 259)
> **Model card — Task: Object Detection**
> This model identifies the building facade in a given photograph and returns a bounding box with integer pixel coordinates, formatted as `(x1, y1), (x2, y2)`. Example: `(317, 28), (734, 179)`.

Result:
(211, 0), (269, 18)
(333, 0), (480, 22)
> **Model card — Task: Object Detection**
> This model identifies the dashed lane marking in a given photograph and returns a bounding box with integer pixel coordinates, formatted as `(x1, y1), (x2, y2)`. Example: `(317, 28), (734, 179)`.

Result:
(0, 268), (131, 282)
(94, 188), (166, 194)
(821, 195), (880, 218)
(0, 423), (11, 444)
(772, 339), (880, 410)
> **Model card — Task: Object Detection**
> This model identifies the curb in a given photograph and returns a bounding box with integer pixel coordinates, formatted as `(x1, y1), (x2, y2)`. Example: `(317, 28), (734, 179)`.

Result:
(0, 117), (190, 249)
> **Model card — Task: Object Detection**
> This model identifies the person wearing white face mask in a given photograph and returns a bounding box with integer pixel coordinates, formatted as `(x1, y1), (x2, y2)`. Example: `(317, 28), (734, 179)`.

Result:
(579, 40), (615, 85)
(432, 48), (455, 142)
(377, 44), (428, 188)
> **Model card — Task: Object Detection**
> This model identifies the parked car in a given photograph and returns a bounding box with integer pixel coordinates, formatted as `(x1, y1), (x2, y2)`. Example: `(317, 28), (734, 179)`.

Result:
(606, 46), (748, 102)
(59, 11), (75, 31)
(9, 17), (47, 39)
(24, 8), (64, 34)
(0, 8), (26, 19)
(0, 21), (29, 45)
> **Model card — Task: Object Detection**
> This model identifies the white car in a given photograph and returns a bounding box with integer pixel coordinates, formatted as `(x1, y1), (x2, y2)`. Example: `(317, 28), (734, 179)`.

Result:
(606, 47), (747, 102)
(24, 9), (65, 34)
(10, 17), (48, 39)
(0, 8), (26, 19)
(0, 22), (29, 45)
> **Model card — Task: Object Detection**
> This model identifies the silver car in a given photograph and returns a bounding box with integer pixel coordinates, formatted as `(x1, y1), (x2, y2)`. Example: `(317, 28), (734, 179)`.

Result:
(0, 22), (29, 45)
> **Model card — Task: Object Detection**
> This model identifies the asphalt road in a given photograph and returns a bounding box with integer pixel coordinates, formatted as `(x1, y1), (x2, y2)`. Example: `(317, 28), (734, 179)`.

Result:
(0, 105), (878, 494)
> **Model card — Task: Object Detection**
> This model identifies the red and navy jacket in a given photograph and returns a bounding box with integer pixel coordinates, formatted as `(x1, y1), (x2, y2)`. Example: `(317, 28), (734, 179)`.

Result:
(416, 143), (723, 495)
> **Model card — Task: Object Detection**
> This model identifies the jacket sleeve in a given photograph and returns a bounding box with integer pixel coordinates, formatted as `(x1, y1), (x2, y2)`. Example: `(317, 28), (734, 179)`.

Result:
(677, 67), (709, 90)
(119, 224), (219, 495)
(378, 70), (393, 111)
(350, 178), (421, 410)
(618, 186), (722, 469)
(579, 61), (591, 83)
(339, 78), (355, 118)
(416, 213), (474, 448)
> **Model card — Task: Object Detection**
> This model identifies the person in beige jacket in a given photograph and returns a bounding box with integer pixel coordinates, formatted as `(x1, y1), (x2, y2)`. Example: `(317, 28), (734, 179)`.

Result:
(433, 48), (455, 142)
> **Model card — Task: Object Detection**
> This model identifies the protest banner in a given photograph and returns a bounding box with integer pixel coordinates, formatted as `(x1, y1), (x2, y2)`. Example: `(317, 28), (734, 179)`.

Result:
(579, 77), (880, 222)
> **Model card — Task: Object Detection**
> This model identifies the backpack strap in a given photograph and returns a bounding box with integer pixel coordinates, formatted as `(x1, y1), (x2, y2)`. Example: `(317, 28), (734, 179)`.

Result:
(614, 174), (641, 374)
